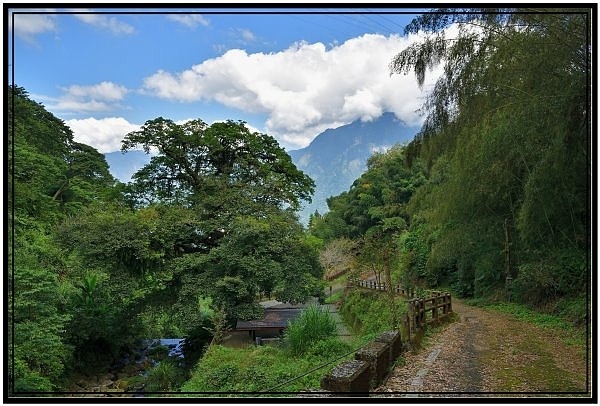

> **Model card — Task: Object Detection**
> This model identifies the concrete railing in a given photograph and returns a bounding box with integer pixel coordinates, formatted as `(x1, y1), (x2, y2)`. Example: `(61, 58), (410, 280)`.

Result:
(405, 292), (453, 336)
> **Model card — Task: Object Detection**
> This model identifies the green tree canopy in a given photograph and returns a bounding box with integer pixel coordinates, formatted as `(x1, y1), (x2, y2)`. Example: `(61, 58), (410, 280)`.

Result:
(390, 8), (590, 301)
(170, 209), (323, 323)
(312, 145), (426, 241)
(8, 85), (120, 391)
(122, 118), (315, 213)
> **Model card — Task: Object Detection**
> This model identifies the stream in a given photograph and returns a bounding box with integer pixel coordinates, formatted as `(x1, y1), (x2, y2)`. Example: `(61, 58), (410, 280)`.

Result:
(68, 338), (187, 393)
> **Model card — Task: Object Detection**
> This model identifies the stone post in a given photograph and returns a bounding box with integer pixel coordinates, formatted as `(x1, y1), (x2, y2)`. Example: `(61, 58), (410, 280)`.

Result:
(375, 330), (402, 363)
(320, 360), (371, 394)
(355, 341), (390, 388)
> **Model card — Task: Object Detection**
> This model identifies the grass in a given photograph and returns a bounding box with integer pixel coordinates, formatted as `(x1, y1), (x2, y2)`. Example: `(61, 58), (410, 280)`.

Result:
(466, 299), (587, 347)
(284, 304), (337, 356)
(339, 289), (407, 337)
(181, 304), (353, 394)
(180, 339), (354, 394)
(496, 352), (583, 392)
(324, 274), (350, 304)
(324, 290), (343, 304)
(145, 361), (184, 391)
(483, 325), (586, 392)
(464, 298), (589, 392)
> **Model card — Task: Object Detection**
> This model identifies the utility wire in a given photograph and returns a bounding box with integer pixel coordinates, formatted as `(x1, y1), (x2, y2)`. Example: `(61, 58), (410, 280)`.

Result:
(292, 14), (357, 40)
(361, 13), (398, 35)
(262, 343), (364, 392)
(378, 13), (412, 33)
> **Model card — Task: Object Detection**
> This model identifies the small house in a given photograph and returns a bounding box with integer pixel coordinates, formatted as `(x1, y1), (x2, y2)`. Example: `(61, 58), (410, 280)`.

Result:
(225, 301), (306, 347)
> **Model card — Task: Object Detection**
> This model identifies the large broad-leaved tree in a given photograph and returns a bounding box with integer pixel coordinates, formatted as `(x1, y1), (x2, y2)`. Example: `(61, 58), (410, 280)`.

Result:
(122, 118), (314, 214)
(118, 117), (320, 323)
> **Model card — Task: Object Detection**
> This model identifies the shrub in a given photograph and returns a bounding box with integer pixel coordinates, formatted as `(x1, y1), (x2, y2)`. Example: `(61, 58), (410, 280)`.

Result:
(555, 296), (587, 327)
(339, 289), (406, 337)
(145, 361), (183, 391)
(284, 304), (337, 356)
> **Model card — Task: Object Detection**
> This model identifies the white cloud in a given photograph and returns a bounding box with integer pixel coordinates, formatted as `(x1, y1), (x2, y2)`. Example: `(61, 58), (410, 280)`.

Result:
(174, 118), (196, 125)
(65, 117), (140, 153)
(238, 28), (256, 42)
(66, 81), (128, 101)
(208, 119), (265, 136)
(46, 81), (128, 113)
(10, 11), (57, 42)
(241, 122), (264, 135)
(73, 12), (134, 35)
(53, 99), (113, 112)
(142, 33), (441, 149)
(167, 14), (210, 28)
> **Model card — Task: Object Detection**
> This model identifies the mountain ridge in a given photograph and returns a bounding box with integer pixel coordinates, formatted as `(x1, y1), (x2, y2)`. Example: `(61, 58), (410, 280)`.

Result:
(289, 112), (419, 224)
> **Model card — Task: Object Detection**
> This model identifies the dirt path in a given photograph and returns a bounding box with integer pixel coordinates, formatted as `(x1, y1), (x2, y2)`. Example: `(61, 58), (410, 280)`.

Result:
(375, 299), (589, 397)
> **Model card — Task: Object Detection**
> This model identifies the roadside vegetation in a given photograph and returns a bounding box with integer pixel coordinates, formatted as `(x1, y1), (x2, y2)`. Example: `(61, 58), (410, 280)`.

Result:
(182, 305), (353, 393)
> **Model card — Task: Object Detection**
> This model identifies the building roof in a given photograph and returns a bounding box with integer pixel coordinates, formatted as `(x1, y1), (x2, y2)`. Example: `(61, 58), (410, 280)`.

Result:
(235, 308), (302, 330)
(260, 299), (308, 309)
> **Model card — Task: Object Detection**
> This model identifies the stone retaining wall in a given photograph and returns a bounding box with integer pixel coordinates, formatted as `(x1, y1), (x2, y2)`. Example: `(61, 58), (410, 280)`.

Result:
(320, 330), (400, 394)
(375, 330), (402, 362)
(320, 359), (371, 393)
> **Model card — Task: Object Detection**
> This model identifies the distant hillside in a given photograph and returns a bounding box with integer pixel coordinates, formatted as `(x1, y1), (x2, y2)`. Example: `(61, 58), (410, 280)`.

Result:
(288, 113), (419, 225)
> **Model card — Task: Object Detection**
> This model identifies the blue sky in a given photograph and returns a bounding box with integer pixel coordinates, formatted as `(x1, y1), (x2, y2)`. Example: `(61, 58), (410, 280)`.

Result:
(9, 6), (441, 155)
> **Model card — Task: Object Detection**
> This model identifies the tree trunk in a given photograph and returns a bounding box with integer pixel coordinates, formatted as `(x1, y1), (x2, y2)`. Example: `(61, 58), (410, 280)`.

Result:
(51, 180), (69, 202)
(385, 252), (398, 329)
(504, 218), (512, 301)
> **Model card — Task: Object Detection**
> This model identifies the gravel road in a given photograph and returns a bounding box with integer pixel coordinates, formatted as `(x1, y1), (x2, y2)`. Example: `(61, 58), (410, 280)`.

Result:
(373, 299), (589, 398)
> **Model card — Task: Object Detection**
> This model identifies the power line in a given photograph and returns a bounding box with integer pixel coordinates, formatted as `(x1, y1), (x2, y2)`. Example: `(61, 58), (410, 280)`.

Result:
(378, 13), (412, 33)
(360, 13), (398, 35)
(292, 14), (357, 40)
(263, 344), (364, 392)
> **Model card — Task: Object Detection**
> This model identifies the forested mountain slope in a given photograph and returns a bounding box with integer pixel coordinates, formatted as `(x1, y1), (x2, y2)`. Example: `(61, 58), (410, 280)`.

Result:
(310, 9), (590, 320)
(289, 112), (419, 223)
(9, 86), (119, 391)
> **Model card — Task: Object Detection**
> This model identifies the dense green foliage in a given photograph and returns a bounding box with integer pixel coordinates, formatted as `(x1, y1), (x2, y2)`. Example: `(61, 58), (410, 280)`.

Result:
(310, 145), (426, 241)
(117, 118), (321, 323)
(8, 8), (591, 396)
(8, 86), (120, 391)
(310, 145), (427, 295)
(340, 289), (407, 338)
(397, 8), (590, 307)
(313, 9), (591, 319)
(8, 86), (320, 393)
